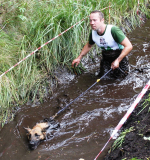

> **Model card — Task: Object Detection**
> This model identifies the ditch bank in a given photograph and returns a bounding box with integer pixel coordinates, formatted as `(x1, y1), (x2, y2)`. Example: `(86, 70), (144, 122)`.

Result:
(104, 90), (150, 160)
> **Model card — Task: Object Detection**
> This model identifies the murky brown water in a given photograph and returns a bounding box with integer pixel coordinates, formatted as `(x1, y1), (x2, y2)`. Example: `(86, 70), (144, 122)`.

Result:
(0, 19), (150, 160)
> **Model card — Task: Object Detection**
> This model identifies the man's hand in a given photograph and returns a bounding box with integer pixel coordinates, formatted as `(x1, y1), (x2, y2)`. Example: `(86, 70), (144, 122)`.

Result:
(71, 42), (93, 68)
(72, 57), (81, 67)
(111, 58), (119, 70)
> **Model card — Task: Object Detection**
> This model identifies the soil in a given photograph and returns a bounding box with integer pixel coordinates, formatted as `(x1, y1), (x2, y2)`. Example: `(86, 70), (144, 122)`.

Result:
(104, 90), (150, 160)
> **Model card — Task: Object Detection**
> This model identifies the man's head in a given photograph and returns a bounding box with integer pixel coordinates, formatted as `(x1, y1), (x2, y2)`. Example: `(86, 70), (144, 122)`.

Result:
(90, 10), (105, 34)
(90, 10), (104, 20)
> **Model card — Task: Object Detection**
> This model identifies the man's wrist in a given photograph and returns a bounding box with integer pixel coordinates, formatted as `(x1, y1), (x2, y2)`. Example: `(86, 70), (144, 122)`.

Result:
(78, 54), (83, 59)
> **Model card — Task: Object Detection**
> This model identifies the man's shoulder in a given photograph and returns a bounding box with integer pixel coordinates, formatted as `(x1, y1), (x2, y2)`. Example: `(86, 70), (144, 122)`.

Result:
(110, 25), (126, 43)
(111, 25), (122, 33)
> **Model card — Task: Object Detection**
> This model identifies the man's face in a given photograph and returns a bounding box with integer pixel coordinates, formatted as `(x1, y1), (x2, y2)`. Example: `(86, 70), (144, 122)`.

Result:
(90, 13), (104, 32)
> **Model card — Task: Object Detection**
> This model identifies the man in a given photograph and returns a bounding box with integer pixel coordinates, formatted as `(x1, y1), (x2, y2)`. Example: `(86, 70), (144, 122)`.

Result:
(72, 10), (133, 78)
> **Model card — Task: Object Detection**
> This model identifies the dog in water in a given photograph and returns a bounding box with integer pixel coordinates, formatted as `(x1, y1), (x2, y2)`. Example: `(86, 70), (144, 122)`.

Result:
(24, 118), (60, 150)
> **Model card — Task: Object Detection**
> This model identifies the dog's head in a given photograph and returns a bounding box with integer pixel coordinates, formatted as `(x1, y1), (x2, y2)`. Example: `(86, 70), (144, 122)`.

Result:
(24, 122), (50, 150)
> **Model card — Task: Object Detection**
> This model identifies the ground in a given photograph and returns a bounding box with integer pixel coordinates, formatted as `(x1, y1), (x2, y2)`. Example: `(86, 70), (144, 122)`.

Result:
(104, 90), (150, 160)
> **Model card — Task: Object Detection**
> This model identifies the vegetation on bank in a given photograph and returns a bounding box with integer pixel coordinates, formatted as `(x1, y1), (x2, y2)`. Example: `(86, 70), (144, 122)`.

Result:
(0, 0), (149, 127)
(104, 91), (150, 160)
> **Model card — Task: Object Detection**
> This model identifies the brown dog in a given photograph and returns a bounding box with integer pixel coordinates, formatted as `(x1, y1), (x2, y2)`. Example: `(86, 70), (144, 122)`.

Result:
(25, 118), (60, 150)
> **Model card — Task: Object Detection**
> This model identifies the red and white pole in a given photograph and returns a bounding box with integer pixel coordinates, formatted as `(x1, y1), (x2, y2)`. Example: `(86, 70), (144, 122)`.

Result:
(0, 16), (88, 79)
(94, 80), (150, 160)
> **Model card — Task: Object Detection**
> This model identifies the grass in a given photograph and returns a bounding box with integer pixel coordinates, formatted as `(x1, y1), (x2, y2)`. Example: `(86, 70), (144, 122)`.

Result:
(137, 93), (150, 115)
(0, 0), (150, 126)
(111, 127), (135, 151)
(122, 158), (143, 160)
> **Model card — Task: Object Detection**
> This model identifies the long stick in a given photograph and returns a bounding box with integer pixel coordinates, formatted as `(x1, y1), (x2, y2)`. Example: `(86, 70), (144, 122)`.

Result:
(52, 68), (112, 119)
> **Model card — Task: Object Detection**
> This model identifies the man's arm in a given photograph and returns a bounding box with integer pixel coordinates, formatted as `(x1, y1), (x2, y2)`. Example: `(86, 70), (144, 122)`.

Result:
(72, 42), (94, 67)
(111, 37), (133, 69)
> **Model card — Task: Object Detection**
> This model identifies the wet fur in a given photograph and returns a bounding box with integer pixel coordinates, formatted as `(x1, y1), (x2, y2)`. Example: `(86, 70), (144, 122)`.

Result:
(24, 119), (60, 150)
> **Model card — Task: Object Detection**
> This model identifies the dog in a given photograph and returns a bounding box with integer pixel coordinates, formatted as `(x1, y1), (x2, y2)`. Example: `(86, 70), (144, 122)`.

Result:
(24, 118), (60, 150)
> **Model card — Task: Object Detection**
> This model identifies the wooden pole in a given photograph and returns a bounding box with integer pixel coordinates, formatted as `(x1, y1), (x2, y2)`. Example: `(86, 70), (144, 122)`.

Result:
(109, 2), (111, 24)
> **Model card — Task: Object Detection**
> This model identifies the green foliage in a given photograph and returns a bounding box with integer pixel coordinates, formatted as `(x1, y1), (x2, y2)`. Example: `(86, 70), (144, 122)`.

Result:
(137, 93), (150, 115)
(112, 127), (134, 150)
(0, 0), (149, 126)
(130, 158), (143, 160)
(122, 158), (143, 160)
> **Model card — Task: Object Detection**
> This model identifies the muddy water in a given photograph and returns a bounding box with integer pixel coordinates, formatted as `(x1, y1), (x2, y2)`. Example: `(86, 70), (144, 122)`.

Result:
(1, 20), (150, 160)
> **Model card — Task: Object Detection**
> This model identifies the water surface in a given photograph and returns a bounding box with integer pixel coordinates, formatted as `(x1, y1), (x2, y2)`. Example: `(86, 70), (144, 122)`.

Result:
(0, 19), (150, 160)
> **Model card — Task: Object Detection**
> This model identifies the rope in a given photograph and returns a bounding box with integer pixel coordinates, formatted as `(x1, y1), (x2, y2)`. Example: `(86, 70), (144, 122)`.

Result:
(94, 79), (150, 160)
(0, 6), (112, 80)
(0, 16), (88, 79)
(137, 0), (145, 22)
(109, 2), (111, 24)
(137, 0), (140, 15)
(0, 0), (145, 80)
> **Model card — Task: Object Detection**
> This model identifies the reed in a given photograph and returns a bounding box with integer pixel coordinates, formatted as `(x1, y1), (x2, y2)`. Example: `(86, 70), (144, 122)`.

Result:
(0, 0), (149, 126)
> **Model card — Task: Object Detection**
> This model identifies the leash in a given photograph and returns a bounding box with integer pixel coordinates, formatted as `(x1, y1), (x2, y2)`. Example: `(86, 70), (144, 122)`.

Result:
(51, 68), (112, 119)
(52, 66), (145, 120)
(118, 67), (128, 75)
(119, 66), (150, 75)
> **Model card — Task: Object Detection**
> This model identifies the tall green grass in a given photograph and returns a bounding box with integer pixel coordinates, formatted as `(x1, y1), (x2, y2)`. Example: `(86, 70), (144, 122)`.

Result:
(0, 0), (149, 126)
